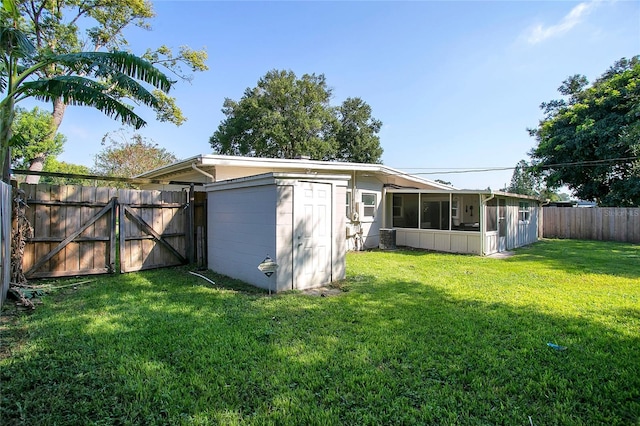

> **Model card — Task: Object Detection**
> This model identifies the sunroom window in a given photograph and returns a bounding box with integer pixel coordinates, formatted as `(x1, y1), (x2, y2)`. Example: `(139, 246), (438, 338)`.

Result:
(392, 194), (419, 228)
(421, 195), (450, 230)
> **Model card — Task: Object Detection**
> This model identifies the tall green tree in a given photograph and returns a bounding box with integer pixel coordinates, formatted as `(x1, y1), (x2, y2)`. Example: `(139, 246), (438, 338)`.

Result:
(502, 159), (539, 196)
(0, 6), (173, 183)
(334, 97), (383, 163)
(210, 69), (383, 163)
(210, 70), (337, 160)
(93, 129), (177, 185)
(529, 56), (640, 206)
(41, 158), (92, 185)
(11, 0), (208, 182)
(10, 106), (65, 169)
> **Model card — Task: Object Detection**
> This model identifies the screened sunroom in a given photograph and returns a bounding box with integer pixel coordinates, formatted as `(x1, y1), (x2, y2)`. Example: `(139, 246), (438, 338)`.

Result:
(382, 189), (540, 255)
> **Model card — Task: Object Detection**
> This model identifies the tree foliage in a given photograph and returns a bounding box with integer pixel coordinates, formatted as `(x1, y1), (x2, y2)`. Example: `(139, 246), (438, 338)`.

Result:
(10, 106), (65, 169)
(210, 69), (383, 163)
(0, 6), (174, 183)
(334, 97), (383, 163)
(529, 56), (640, 206)
(15, 0), (207, 126)
(503, 160), (540, 196)
(93, 129), (177, 182)
(4, 0), (207, 182)
(41, 158), (92, 185)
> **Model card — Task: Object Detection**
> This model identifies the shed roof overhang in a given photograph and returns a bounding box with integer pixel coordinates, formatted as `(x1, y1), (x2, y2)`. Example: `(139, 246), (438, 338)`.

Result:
(204, 172), (351, 192)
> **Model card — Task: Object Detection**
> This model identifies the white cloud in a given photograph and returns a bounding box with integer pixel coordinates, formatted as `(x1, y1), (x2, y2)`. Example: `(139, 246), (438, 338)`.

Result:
(524, 1), (600, 45)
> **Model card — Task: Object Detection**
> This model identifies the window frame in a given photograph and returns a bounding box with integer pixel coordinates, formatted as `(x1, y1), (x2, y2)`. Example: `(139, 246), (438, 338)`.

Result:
(392, 194), (403, 218)
(519, 201), (531, 222)
(451, 197), (459, 219)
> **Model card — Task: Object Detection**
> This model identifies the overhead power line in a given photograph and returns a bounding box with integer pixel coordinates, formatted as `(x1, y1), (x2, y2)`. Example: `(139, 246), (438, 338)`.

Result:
(397, 156), (640, 176)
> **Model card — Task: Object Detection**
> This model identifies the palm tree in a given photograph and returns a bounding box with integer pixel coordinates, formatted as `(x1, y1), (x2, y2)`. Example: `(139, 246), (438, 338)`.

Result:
(0, 0), (173, 183)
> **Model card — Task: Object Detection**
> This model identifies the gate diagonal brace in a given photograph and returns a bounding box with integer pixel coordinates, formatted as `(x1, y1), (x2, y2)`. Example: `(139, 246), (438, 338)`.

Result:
(26, 198), (116, 276)
(122, 205), (187, 265)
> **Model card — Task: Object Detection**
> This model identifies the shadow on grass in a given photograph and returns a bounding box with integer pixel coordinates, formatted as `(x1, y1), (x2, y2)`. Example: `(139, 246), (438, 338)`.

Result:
(1, 267), (638, 425)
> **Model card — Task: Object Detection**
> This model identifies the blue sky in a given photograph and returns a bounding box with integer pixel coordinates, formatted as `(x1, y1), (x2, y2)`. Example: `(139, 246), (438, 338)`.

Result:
(47, 0), (639, 190)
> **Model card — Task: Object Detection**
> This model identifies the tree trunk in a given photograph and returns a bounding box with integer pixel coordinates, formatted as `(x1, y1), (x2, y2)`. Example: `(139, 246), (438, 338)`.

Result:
(1, 101), (15, 183)
(25, 98), (67, 184)
(51, 97), (67, 130)
(25, 154), (45, 184)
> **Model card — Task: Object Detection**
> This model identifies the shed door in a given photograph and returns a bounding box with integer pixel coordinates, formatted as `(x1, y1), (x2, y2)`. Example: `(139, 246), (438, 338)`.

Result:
(294, 182), (332, 290)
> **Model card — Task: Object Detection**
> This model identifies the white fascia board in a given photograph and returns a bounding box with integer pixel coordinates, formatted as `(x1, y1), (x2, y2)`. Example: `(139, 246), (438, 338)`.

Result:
(199, 155), (378, 172)
(138, 154), (455, 190)
(205, 172), (351, 192)
(199, 155), (456, 189)
(134, 154), (205, 178)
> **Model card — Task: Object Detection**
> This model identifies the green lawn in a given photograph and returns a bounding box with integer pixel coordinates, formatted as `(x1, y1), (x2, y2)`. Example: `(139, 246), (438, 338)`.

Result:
(1, 239), (639, 425)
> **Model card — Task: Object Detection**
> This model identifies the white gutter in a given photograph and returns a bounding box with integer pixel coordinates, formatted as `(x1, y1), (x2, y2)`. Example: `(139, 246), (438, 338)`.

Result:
(191, 163), (215, 182)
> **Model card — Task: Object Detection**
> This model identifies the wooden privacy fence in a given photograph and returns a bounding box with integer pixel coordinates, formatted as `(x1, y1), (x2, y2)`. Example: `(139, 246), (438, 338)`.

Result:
(19, 183), (206, 279)
(1, 181), (11, 307)
(543, 207), (640, 243)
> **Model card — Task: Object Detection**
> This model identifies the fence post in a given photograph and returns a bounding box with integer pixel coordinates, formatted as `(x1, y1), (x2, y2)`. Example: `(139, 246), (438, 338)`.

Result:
(187, 184), (195, 264)
(0, 181), (12, 308)
(109, 197), (118, 273)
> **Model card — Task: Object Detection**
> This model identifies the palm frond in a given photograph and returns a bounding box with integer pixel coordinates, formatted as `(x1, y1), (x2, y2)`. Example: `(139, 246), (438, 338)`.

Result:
(0, 26), (36, 59)
(46, 51), (173, 92)
(21, 76), (147, 129)
(93, 66), (160, 108)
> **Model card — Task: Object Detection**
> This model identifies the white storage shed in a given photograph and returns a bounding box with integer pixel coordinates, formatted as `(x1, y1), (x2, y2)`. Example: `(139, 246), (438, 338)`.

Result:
(205, 173), (349, 292)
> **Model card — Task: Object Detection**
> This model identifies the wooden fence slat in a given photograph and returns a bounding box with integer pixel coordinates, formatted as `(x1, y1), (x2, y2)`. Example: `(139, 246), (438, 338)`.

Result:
(35, 184), (52, 273)
(543, 207), (640, 243)
(66, 186), (82, 273)
(0, 181), (11, 308)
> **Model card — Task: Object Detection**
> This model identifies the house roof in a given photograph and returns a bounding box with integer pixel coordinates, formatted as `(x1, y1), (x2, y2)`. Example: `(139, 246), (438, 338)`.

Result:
(386, 187), (541, 201)
(136, 154), (457, 190)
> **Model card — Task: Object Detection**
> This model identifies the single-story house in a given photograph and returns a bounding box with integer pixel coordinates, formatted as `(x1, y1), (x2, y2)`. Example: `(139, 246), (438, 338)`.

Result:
(138, 154), (541, 254)
(137, 155), (540, 290)
(137, 154), (456, 251)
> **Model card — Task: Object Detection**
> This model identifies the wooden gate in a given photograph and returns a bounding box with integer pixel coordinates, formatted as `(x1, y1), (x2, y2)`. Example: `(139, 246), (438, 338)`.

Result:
(118, 189), (188, 273)
(20, 184), (191, 279)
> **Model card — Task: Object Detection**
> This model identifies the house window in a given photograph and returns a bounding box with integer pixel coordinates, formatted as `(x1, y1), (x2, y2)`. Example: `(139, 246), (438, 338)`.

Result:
(392, 193), (418, 228)
(519, 201), (530, 222)
(346, 190), (351, 218)
(362, 193), (376, 218)
(421, 194), (450, 230)
(393, 194), (403, 218)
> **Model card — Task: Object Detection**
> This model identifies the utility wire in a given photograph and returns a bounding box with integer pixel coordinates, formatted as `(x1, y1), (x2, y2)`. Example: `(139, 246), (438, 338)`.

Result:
(396, 156), (640, 176)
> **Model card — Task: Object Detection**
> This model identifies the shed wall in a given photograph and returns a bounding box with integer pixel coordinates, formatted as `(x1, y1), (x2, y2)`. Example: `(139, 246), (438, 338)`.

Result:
(207, 184), (278, 290)
(333, 185), (347, 280)
(275, 185), (294, 291)
(505, 198), (539, 250)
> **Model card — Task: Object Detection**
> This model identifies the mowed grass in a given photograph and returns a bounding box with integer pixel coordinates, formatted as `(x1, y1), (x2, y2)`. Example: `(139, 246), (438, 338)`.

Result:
(1, 239), (638, 425)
